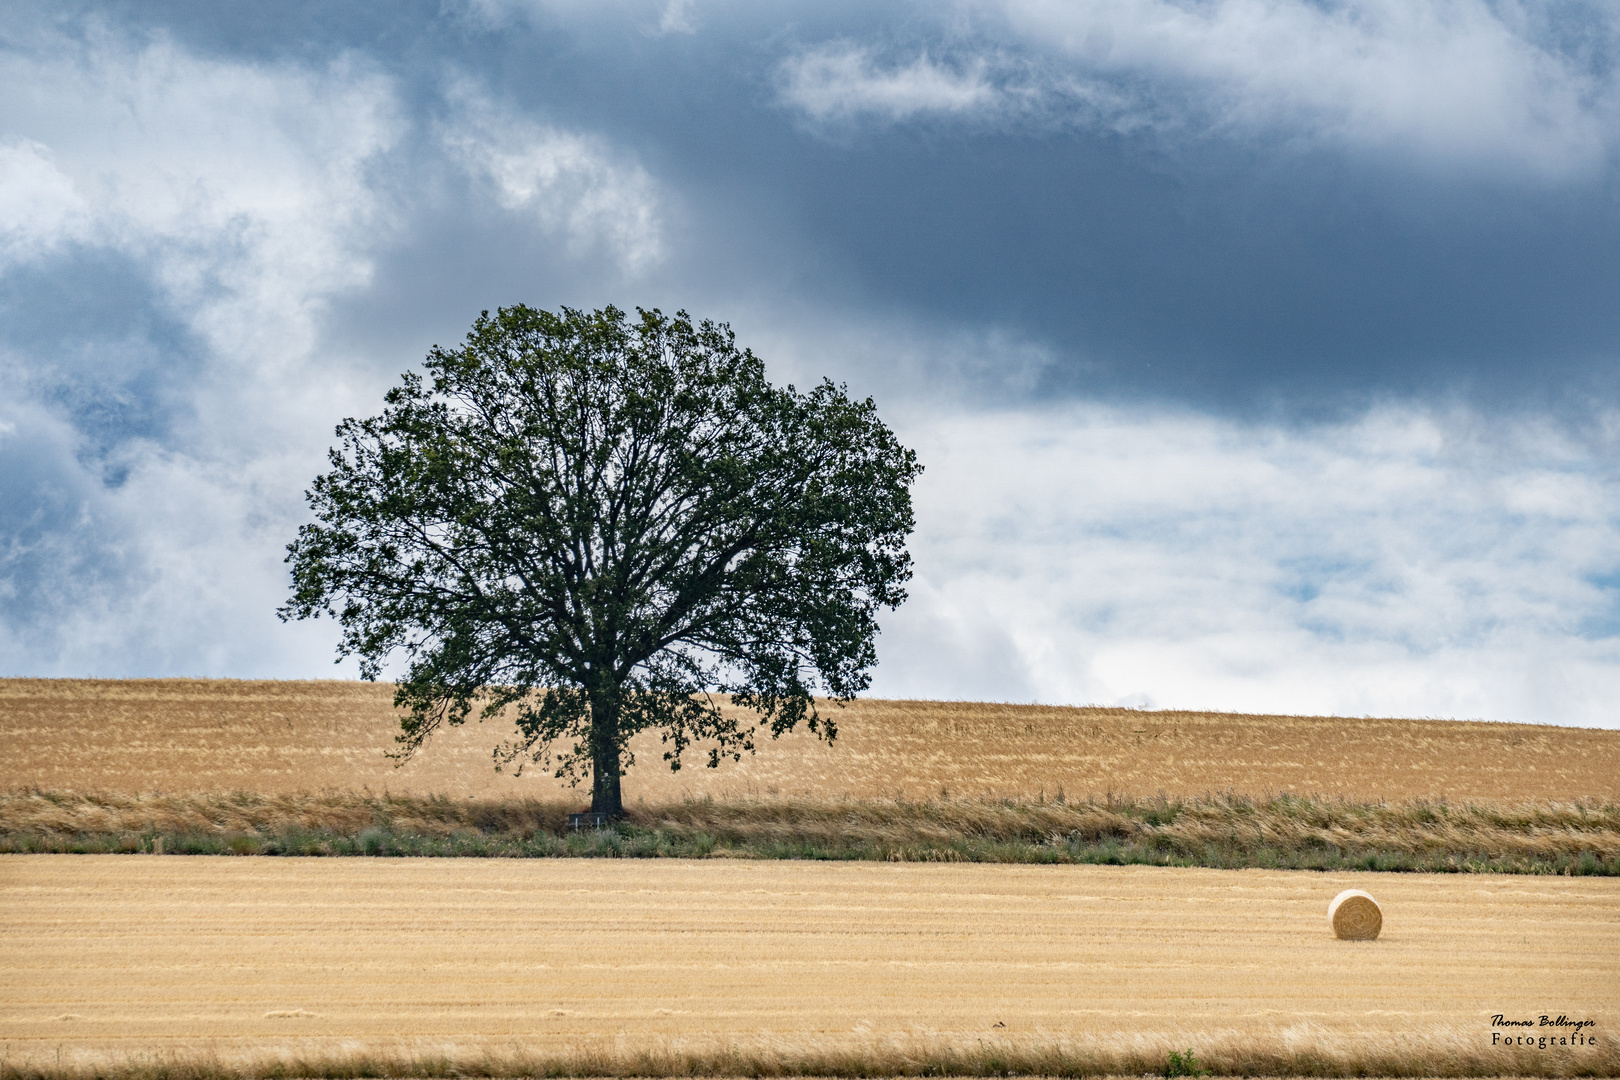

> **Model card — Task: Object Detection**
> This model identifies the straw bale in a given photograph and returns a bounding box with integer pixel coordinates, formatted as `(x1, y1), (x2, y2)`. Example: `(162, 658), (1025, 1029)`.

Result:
(1328, 888), (1382, 940)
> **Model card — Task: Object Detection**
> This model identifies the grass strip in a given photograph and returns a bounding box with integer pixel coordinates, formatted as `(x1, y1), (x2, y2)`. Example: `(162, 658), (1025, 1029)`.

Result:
(3, 1034), (1618, 1080)
(1, 790), (1616, 874)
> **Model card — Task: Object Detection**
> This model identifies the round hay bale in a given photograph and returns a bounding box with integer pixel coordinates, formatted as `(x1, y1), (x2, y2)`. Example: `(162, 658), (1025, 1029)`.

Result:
(1329, 888), (1382, 940)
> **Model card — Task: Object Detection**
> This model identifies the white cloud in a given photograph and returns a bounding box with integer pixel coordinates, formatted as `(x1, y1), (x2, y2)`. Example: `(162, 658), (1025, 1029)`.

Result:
(2, 33), (399, 316)
(658, 0), (697, 35)
(0, 25), (673, 678)
(1009, 0), (1616, 172)
(0, 140), (91, 262)
(0, 25), (407, 672)
(0, 399), (348, 677)
(872, 403), (1620, 726)
(440, 82), (665, 273)
(780, 0), (1620, 177)
(0, 28), (402, 451)
(780, 45), (998, 122)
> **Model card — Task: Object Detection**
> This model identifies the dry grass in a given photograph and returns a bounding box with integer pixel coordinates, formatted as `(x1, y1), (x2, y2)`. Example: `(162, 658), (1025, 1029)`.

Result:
(2, 858), (1615, 1078)
(4, 1031), (1617, 1080)
(3, 790), (1617, 873)
(4, 679), (1618, 803)
(631, 792), (1620, 868)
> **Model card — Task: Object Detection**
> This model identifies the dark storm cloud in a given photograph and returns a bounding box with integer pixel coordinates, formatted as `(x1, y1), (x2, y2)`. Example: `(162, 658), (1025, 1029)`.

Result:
(51, 0), (1620, 416)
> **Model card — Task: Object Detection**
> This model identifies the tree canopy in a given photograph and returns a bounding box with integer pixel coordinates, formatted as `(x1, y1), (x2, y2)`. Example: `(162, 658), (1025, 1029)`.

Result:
(280, 304), (921, 816)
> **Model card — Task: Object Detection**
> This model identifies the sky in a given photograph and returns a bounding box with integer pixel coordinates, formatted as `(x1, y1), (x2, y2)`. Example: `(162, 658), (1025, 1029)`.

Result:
(2, 0), (1619, 726)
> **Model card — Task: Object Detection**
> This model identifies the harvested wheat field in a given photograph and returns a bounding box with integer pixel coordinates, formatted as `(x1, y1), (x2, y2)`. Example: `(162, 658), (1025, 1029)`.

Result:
(1, 856), (1614, 1078)
(5, 678), (1618, 802)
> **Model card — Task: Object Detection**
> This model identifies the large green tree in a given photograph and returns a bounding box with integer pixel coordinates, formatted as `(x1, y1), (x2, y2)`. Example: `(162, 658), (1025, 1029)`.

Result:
(280, 304), (920, 817)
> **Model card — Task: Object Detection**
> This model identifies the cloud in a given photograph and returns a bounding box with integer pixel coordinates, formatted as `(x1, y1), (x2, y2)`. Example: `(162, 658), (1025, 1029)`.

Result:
(440, 81), (666, 273)
(0, 25), (403, 456)
(0, 30), (400, 329)
(779, 45), (998, 122)
(779, 0), (1620, 177)
(0, 140), (91, 263)
(872, 403), (1620, 726)
(658, 0), (697, 35)
(3, 3), (1618, 731)
(0, 26), (669, 675)
(454, 0), (702, 38)
(0, 24), (405, 671)
(0, 398), (345, 676)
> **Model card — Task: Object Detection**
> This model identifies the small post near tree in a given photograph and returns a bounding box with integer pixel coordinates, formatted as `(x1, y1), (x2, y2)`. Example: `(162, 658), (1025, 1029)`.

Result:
(280, 304), (920, 819)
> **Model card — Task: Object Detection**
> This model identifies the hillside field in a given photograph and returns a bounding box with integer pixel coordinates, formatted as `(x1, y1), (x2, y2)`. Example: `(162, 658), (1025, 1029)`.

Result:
(4, 677), (1618, 802)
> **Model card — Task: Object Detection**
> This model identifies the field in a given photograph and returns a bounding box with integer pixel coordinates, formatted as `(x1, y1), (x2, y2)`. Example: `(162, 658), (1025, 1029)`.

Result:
(5, 678), (1619, 802)
(2, 856), (1616, 1078)
(4, 678), (1619, 1078)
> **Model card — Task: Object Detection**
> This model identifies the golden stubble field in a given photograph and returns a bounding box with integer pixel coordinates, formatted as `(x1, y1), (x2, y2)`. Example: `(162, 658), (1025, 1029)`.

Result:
(5, 678), (1618, 802)
(5, 678), (1619, 1077)
(2, 856), (1616, 1073)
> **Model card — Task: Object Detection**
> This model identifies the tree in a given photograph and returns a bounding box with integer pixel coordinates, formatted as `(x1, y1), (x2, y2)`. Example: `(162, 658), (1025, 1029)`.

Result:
(280, 304), (921, 818)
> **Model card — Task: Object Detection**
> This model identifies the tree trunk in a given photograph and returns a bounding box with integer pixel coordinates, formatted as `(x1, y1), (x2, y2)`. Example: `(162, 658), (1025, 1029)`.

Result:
(588, 688), (624, 818)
